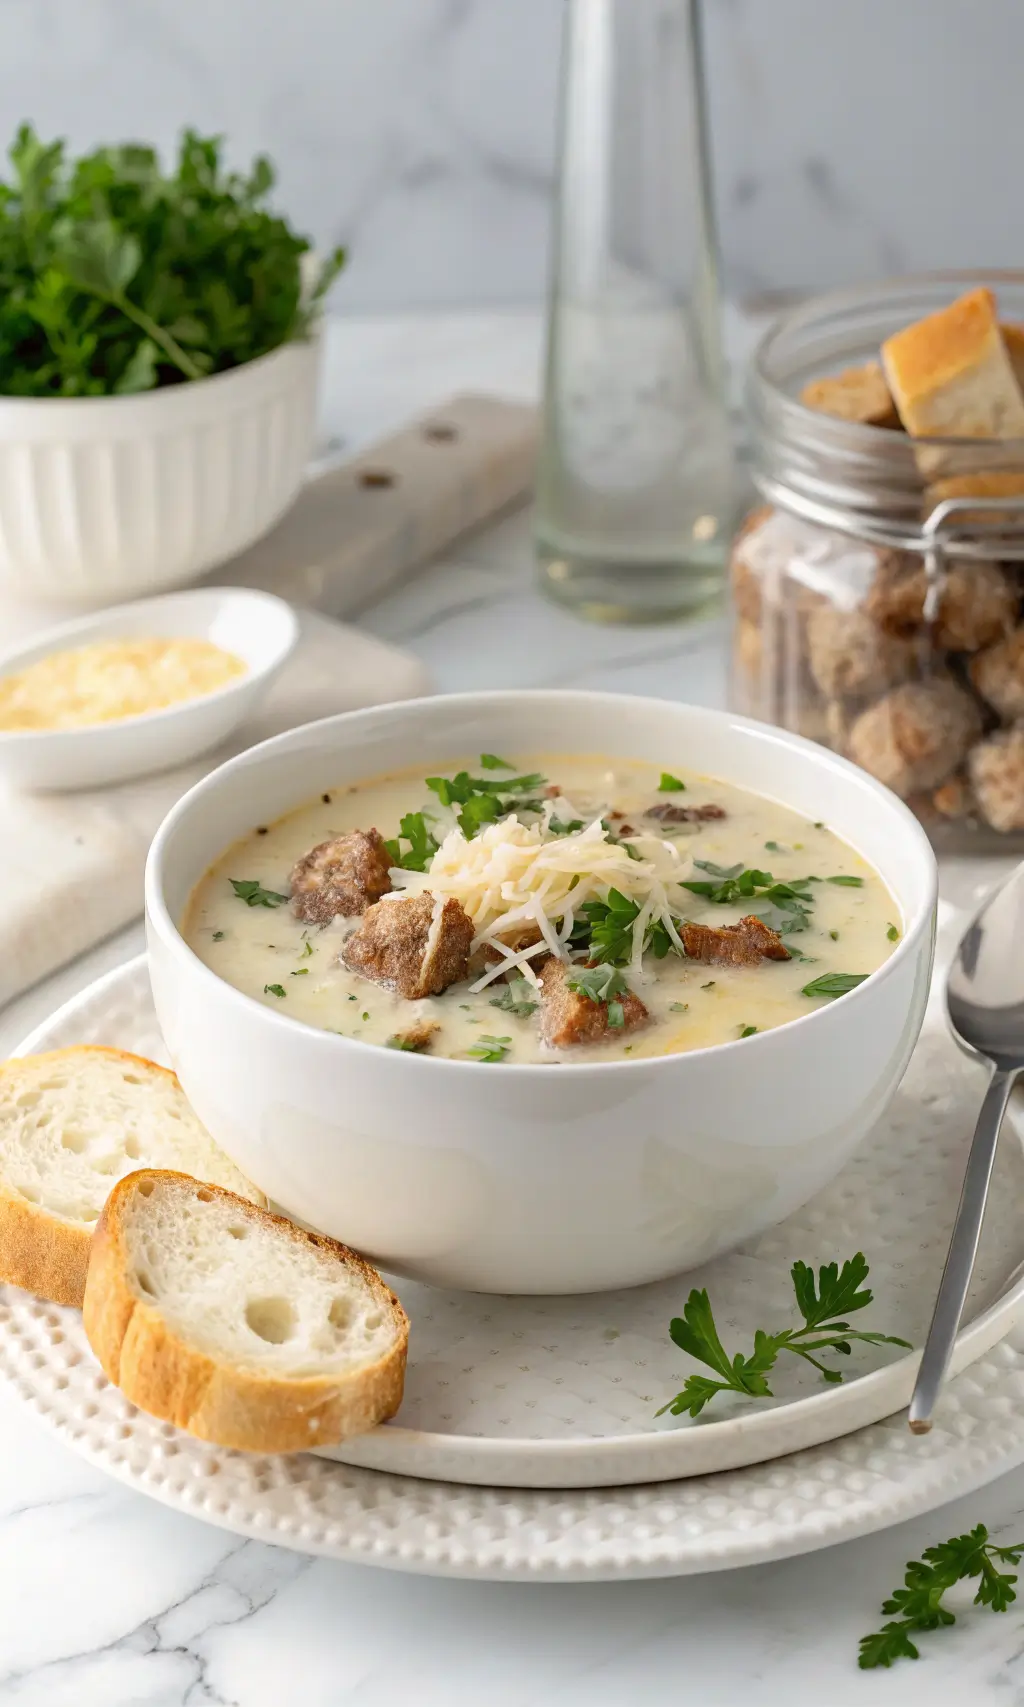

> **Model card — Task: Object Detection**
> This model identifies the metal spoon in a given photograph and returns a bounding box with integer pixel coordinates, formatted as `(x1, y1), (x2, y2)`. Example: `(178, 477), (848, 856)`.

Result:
(909, 860), (1024, 1433)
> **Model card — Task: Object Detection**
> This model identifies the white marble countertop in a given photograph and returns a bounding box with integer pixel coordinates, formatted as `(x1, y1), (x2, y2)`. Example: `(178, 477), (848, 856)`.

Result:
(1, 312), (1021, 1706)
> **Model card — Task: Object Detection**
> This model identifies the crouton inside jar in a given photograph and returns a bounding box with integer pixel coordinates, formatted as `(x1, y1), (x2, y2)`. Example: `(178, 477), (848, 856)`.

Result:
(183, 752), (901, 1061)
(734, 274), (1024, 846)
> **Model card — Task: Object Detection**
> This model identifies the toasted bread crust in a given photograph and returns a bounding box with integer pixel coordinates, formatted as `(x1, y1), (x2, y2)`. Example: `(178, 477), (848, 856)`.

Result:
(0, 1046), (241, 1308)
(0, 1188), (90, 1306)
(882, 287), (1024, 438)
(83, 1171), (409, 1454)
(800, 361), (898, 428)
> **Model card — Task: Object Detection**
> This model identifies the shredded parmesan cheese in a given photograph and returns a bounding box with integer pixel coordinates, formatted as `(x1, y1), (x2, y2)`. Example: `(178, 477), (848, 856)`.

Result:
(388, 815), (693, 988)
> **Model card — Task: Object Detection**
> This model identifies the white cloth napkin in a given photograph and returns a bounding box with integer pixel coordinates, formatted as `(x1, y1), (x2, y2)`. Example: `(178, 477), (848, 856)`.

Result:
(0, 610), (429, 1006)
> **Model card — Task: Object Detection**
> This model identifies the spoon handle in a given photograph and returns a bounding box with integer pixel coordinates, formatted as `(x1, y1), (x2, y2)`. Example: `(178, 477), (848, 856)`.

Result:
(909, 1065), (1017, 1433)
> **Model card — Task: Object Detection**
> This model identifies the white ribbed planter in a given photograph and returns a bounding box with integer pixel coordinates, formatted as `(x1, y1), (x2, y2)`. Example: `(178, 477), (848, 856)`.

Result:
(0, 335), (321, 604)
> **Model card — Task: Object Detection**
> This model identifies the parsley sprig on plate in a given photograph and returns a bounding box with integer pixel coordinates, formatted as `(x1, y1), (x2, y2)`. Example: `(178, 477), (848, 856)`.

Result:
(859, 1525), (1024, 1668)
(657, 1253), (909, 1419)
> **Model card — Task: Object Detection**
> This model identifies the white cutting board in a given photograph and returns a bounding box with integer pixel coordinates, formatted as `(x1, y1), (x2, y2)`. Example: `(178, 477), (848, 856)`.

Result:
(0, 391), (537, 1006)
(0, 612), (428, 1008)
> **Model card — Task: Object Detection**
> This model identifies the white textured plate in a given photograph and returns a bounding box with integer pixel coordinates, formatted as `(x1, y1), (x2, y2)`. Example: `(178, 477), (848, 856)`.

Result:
(7, 956), (1024, 1499)
(4, 958), (1024, 1579)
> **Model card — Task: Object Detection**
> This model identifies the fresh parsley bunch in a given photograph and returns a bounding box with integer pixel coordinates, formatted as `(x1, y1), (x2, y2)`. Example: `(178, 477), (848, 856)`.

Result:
(658, 1252), (909, 1418)
(0, 125), (345, 396)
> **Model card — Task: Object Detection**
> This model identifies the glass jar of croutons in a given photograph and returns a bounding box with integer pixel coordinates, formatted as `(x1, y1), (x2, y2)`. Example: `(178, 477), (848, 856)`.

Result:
(732, 272), (1024, 850)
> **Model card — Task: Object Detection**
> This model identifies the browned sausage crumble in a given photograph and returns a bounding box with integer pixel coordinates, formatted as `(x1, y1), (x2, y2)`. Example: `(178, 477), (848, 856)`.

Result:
(342, 892), (474, 999)
(679, 915), (791, 968)
(536, 957), (649, 1048)
(290, 829), (393, 924)
(645, 802), (727, 824)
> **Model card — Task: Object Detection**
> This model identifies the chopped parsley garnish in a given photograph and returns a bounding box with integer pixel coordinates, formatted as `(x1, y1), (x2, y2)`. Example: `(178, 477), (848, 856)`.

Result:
(801, 972), (869, 999)
(212, 930), (225, 941)
(577, 888), (675, 966)
(827, 874), (864, 887)
(658, 1252), (908, 1420)
(739, 1025), (758, 1038)
(425, 768), (547, 837)
(361, 1011), (370, 1021)
(385, 811), (439, 872)
(566, 964), (630, 1005)
(658, 773), (686, 792)
(682, 862), (816, 936)
(458, 793), (503, 836)
(670, 1001), (689, 1013)
(859, 1524), (1024, 1669)
(466, 1034), (511, 1063)
(701, 980), (716, 990)
(230, 878), (288, 908)
(764, 840), (782, 852)
(490, 977), (540, 1017)
(386, 1033), (431, 1051)
(299, 936), (313, 958)
(887, 923), (900, 941)
(263, 983), (286, 998)
(829, 929), (839, 941)
(480, 753), (513, 770)
(290, 968), (308, 976)
(549, 816), (584, 836)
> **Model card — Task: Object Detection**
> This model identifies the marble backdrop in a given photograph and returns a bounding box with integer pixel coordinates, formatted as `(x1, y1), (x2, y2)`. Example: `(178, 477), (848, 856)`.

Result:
(0, 0), (1020, 309)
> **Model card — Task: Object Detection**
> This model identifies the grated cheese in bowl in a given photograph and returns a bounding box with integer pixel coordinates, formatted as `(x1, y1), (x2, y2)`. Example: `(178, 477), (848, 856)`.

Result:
(388, 814), (694, 988)
(0, 637), (246, 732)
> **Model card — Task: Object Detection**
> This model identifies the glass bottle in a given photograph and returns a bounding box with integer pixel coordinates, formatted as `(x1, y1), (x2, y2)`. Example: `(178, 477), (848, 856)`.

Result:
(535, 0), (735, 623)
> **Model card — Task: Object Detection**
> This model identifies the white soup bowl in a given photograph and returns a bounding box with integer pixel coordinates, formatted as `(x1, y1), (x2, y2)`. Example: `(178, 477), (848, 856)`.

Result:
(145, 692), (937, 1295)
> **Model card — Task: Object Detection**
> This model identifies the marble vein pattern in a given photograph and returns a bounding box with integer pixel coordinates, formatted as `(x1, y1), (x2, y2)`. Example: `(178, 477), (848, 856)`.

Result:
(4, 0), (1024, 310)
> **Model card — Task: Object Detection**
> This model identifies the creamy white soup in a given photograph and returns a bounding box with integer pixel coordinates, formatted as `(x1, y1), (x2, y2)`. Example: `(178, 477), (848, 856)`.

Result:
(183, 753), (900, 1063)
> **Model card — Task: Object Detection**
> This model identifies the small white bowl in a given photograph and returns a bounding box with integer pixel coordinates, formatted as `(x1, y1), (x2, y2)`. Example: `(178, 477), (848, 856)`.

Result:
(0, 587), (299, 792)
(0, 336), (321, 604)
(146, 691), (938, 1295)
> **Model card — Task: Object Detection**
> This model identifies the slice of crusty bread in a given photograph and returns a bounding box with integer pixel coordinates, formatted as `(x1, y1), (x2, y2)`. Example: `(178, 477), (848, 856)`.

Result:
(881, 286), (1024, 439)
(83, 1171), (409, 1453)
(800, 360), (899, 428)
(0, 1047), (265, 1307)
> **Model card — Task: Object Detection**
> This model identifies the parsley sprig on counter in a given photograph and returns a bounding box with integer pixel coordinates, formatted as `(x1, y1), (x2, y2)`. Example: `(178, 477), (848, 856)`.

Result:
(0, 126), (345, 396)
(859, 1526), (1024, 1668)
(657, 1253), (909, 1419)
